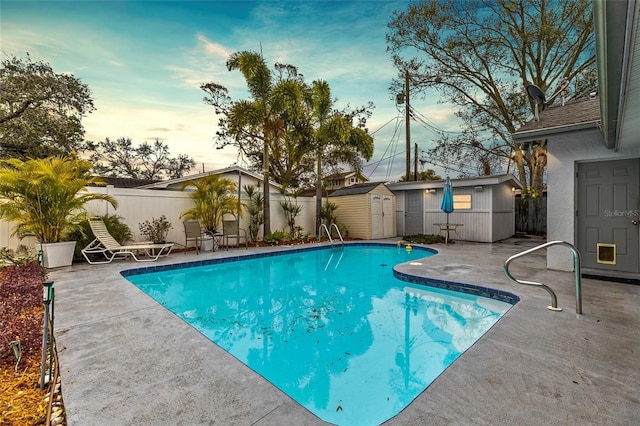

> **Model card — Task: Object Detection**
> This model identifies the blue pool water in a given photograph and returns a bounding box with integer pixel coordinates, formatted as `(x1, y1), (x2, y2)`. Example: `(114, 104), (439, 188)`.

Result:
(124, 244), (514, 425)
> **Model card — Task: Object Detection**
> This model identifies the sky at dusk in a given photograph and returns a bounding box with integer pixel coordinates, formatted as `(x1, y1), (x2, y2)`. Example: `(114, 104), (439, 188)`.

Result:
(1, 0), (460, 181)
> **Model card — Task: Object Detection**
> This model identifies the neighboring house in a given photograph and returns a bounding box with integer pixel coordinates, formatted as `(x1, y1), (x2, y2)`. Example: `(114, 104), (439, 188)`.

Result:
(94, 177), (159, 188)
(511, 1), (640, 281)
(137, 165), (315, 239)
(328, 182), (396, 239)
(298, 170), (369, 197)
(324, 171), (368, 190)
(137, 165), (281, 193)
(388, 175), (522, 243)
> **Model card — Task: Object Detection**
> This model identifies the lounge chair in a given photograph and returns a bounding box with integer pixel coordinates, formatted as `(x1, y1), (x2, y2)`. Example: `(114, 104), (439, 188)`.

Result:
(82, 218), (174, 264)
(222, 220), (247, 249)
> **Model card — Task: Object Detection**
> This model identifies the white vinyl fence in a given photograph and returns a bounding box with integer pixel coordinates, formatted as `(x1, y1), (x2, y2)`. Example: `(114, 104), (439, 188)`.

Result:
(0, 186), (317, 251)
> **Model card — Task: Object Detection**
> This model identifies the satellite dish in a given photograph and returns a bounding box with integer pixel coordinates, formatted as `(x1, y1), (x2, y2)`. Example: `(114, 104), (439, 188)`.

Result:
(526, 84), (546, 121)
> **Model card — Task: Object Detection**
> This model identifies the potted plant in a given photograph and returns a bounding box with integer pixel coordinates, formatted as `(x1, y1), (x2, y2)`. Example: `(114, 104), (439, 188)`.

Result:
(180, 174), (243, 234)
(0, 155), (118, 268)
(138, 215), (172, 244)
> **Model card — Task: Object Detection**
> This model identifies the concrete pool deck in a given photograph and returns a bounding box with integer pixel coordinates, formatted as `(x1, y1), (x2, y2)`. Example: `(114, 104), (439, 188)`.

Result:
(49, 237), (640, 425)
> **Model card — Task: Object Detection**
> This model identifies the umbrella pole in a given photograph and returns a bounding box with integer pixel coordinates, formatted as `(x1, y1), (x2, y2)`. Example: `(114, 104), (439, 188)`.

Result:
(446, 214), (450, 244)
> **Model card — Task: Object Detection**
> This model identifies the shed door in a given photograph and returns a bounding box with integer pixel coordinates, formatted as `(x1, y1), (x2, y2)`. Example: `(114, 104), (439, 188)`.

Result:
(577, 159), (639, 273)
(371, 194), (383, 238)
(383, 195), (394, 237)
(404, 190), (423, 235)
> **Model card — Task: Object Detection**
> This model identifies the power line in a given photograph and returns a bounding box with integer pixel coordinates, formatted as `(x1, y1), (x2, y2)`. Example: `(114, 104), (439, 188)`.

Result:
(365, 116), (403, 179)
(409, 106), (464, 136)
(369, 115), (399, 135)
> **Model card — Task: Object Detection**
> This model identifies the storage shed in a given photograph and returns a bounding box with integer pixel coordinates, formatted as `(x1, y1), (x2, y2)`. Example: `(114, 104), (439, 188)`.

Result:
(328, 182), (396, 239)
(387, 174), (523, 242)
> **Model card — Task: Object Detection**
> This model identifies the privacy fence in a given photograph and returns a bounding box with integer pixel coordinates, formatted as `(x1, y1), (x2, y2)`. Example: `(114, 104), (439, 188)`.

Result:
(515, 196), (547, 235)
(0, 187), (317, 252)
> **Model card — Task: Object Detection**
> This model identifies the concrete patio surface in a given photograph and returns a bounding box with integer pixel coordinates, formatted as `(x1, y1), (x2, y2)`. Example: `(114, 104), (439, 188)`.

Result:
(49, 237), (640, 425)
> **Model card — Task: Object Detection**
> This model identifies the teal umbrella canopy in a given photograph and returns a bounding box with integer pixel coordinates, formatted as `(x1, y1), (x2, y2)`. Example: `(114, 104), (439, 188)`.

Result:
(441, 176), (454, 215)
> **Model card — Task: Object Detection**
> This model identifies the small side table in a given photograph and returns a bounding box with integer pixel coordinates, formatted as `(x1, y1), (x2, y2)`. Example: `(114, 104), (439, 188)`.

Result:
(433, 223), (463, 244)
(212, 233), (223, 251)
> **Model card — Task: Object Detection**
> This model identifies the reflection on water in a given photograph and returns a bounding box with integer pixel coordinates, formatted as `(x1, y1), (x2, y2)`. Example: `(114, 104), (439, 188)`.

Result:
(127, 246), (511, 426)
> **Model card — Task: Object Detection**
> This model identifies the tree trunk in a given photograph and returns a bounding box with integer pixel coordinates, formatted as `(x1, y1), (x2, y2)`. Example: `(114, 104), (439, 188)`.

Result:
(530, 141), (547, 197)
(513, 148), (528, 196)
(315, 151), (322, 236)
(263, 121), (271, 236)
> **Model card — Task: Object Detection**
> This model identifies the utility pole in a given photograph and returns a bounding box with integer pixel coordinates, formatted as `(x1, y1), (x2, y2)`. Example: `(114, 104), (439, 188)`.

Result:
(414, 143), (418, 181)
(405, 71), (411, 182)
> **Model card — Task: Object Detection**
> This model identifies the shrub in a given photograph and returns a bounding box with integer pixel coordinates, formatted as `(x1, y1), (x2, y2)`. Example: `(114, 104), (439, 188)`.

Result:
(403, 234), (445, 244)
(0, 245), (37, 266)
(263, 230), (289, 245)
(139, 215), (172, 243)
(320, 201), (338, 226)
(0, 155), (117, 243)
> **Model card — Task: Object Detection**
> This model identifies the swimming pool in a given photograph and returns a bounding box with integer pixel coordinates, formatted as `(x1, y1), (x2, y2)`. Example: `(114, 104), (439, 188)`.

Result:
(123, 244), (516, 425)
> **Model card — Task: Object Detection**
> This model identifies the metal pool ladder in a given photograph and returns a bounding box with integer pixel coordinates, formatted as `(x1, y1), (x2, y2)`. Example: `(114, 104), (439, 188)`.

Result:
(503, 241), (582, 314)
(318, 223), (344, 245)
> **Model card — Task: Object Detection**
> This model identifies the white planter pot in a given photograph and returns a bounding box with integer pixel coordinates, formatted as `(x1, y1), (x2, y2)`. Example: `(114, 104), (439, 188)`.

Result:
(200, 234), (214, 251)
(36, 241), (77, 268)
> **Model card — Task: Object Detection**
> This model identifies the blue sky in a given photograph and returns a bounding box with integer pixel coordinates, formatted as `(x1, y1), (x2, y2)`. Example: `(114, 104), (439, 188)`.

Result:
(1, 0), (457, 181)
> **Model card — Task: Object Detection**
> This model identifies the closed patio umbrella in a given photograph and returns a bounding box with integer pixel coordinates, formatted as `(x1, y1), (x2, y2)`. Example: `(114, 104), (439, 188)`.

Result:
(440, 176), (454, 243)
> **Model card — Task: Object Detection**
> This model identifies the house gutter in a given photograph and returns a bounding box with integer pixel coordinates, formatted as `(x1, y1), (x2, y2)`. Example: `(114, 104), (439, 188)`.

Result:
(511, 121), (601, 144)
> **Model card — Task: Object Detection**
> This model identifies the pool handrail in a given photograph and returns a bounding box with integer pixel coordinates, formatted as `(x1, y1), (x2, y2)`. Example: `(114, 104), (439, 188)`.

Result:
(503, 240), (582, 314)
(318, 223), (344, 245)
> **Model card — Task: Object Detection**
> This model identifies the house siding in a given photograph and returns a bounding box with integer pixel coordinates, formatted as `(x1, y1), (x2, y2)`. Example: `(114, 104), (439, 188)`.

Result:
(330, 184), (396, 240)
(389, 175), (519, 243)
(332, 195), (372, 239)
(547, 128), (640, 271)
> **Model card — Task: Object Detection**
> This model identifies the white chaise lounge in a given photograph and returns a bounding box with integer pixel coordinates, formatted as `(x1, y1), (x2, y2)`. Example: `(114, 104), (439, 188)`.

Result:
(82, 218), (173, 264)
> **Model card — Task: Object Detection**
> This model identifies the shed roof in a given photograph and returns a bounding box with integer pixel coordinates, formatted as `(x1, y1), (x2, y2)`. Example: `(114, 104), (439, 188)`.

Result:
(387, 174), (522, 191)
(330, 182), (389, 197)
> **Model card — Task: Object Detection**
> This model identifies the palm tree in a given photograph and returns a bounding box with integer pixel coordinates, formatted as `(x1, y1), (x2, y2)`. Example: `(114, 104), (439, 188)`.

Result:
(310, 80), (374, 232)
(226, 51), (275, 236)
(0, 154), (118, 243)
(180, 174), (241, 234)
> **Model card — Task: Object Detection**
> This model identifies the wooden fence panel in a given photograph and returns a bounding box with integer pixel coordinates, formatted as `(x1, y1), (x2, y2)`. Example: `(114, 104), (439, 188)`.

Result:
(515, 197), (547, 234)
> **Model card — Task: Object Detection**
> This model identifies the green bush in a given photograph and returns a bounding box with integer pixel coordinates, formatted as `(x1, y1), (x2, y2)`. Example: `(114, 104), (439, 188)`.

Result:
(0, 245), (37, 266)
(139, 215), (172, 243)
(403, 234), (445, 244)
(69, 215), (133, 262)
(263, 230), (289, 245)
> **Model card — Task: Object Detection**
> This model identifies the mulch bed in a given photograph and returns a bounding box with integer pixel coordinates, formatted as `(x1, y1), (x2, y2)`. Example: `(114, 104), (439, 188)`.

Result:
(0, 262), (48, 425)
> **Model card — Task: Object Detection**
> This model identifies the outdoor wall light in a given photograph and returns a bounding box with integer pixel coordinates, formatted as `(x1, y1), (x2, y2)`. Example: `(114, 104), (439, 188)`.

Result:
(425, 188), (436, 194)
(511, 187), (516, 192)
(474, 186), (484, 192)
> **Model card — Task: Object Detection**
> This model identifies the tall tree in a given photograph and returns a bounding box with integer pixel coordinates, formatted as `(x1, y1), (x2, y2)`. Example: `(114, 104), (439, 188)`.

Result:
(201, 51), (276, 235)
(398, 169), (441, 182)
(387, 0), (595, 196)
(202, 53), (316, 235)
(202, 53), (375, 234)
(0, 54), (95, 159)
(83, 137), (195, 179)
(310, 80), (374, 232)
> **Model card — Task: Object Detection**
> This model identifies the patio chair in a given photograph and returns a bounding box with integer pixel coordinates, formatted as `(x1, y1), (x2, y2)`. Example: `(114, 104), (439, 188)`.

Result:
(222, 220), (248, 249)
(82, 218), (174, 264)
(183, 220), (202, 254)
